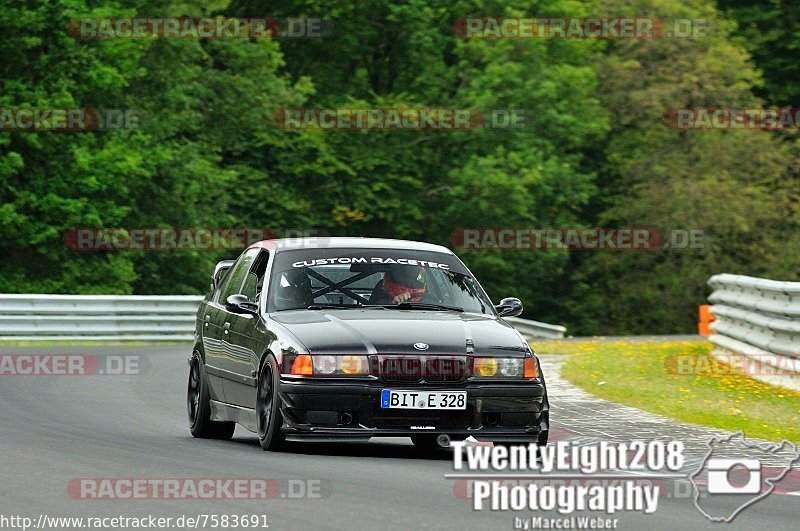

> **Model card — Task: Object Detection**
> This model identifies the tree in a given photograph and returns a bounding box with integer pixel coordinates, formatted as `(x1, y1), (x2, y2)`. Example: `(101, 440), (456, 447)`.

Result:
(228, 0), (609, 319)
(0, 0), (320, 294)
(565, 0), (796, 334)
(717, 0), (800, 106)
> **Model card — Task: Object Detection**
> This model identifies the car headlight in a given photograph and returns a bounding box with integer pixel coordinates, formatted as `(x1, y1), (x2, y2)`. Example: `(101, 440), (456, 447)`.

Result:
(474, 357), (498, 377)
(472, 357), (539, 379)
(288, 355), (369, 376)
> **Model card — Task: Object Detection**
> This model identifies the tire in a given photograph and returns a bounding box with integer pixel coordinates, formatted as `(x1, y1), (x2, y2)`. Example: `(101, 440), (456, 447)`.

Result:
(537, 410), (549, 447)
(256, 355), (285, 451)
(188, 352), (235, 440)
(537, 430), (549, 447)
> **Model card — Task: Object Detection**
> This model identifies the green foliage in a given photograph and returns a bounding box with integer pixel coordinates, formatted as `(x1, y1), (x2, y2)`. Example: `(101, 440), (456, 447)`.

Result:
(718, 0), (800, 106)
(565, 0), (800, 334)
(0, 0), (319, 294)
(0, 0), (795, 336)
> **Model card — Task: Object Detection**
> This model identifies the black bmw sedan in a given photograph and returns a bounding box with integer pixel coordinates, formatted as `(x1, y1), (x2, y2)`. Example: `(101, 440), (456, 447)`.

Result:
(187, 237), (549, 451)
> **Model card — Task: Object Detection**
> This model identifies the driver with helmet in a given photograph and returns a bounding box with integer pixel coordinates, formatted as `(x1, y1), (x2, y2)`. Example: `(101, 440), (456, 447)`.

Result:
(369, 266), (427, 304)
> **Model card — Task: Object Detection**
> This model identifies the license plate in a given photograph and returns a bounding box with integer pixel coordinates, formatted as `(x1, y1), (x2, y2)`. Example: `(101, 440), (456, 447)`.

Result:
(380, 389), (467, 410)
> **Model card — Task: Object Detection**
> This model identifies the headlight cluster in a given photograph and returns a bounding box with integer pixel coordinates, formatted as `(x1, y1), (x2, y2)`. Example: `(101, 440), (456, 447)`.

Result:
(287, 354), (369, 376)
(472, 357), (538, 379)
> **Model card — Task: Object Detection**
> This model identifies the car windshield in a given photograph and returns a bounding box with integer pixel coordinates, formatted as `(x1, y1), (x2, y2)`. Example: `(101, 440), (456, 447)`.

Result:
(267, 248), (492, 315)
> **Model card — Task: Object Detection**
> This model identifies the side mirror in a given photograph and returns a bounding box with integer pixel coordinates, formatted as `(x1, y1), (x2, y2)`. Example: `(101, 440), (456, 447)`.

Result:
(211, 260), (236, 292)
(225, 294), (259, 315)
(495, 297), (523, 317)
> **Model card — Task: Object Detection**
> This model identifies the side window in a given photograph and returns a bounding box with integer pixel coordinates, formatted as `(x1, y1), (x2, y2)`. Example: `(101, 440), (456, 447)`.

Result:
(241, 272), (259, 301)
(218, 249), (260, 302)
(249, 251), (270, 302)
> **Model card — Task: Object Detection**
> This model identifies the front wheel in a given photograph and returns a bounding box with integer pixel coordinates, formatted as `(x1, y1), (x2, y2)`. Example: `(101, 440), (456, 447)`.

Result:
(256, 355), (285, 451)
(187, 353), (235, 440)
(537, 430), (548, 447)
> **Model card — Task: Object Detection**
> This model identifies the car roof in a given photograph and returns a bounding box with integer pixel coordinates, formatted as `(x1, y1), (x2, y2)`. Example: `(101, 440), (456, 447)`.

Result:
(248, 237), (453, 254)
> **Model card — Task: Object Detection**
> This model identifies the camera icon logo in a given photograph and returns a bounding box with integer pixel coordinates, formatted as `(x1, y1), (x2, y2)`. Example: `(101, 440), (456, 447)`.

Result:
(706, 458), (761, 494)
(690, 432), (799, 522)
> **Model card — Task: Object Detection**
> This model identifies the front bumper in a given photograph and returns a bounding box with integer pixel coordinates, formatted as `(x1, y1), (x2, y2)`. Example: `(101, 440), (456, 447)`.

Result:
(277, 379), (549, 443)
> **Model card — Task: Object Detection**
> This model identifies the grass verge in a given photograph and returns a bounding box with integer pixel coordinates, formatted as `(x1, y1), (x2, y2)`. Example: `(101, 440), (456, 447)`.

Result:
(532, 338), (800, 443)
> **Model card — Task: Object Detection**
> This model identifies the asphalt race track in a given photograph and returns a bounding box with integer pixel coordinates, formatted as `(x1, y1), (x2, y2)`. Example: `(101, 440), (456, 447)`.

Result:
(0, 346), (797, 530)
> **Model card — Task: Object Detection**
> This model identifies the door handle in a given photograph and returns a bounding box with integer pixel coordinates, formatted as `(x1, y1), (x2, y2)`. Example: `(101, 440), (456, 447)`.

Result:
(223, 322), (230, 334)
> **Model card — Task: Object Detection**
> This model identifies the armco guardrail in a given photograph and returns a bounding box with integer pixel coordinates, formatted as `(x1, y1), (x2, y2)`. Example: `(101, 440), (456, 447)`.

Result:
(707, 274), (800, 390)
(0, 294), (565, 341)
(0, 294), (203, 341)
(504, 316), (566, 340)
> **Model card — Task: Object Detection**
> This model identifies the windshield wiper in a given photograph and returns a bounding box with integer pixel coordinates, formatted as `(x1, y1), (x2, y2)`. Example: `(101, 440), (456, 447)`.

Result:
(371, 302), (464, 312)
(307, 303), (362, 310)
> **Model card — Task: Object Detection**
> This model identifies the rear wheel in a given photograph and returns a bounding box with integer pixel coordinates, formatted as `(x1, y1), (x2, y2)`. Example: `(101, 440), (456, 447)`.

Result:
(256, 355), (285, 451)
(188, 353), (235, 440)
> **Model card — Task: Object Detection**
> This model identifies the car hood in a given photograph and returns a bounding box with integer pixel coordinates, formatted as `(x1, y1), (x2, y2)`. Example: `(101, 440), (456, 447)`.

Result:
(270, 309), (528, 356)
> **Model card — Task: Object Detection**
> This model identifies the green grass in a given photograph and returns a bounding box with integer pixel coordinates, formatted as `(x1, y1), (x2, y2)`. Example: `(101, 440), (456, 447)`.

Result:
(532, 339), (800, 443)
